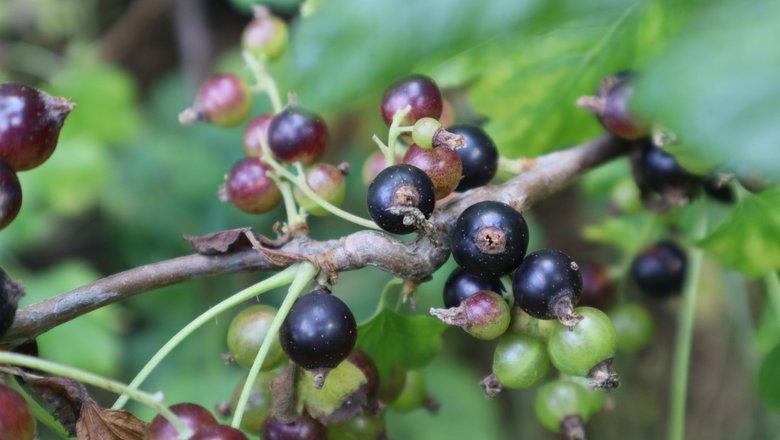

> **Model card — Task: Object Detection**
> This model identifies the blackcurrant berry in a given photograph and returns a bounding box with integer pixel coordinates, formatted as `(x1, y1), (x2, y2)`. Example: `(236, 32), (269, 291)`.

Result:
(380, 74), (442, 126)
(446, 124), (498, 191)
(0, 383), (35, 440)
(242, 6), (288, 61)
(451, 201), (529, 279)
(328, 414), (386, 440)
(388, 369), (427, 413)
(577, 262), (616, 310)
(190, 424), (249, 440)
(430, 291), (510, 340)
(578, 72), (649, 140)
(535, 379), (591, 440)
(261, 413), (327, 440)
(145, 402), (217, 440)
(229, 371), (275, 435)
(512, 249), (583, 327)
(242, 114), (274, 158)
(366, 164), (436, 234)
(180, 74), (252, 128)
(0, 268), (23, 338)
(481, 332), (550, 397)
(294, 163), (346, 216)
(0, 160), (22, 230)
(631, 241), (686, 298)
(227, 305), (287, 370)
(637, 143), (699, 199)
(702, 175), (735, 204)
(347, 350), (380, 400)
(442, 267), (504, 309)
(279, 289), (357, 372)
(609, 303), (654, 354)
(402, 144), (462, 199)
(268, 106), (328, 164)
(0, 83), (74, 171)
(224, 158), (282, 214)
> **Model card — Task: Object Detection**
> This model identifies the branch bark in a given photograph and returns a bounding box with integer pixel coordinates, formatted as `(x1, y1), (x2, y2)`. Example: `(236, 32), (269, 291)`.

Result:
(1, 136), (626, 347)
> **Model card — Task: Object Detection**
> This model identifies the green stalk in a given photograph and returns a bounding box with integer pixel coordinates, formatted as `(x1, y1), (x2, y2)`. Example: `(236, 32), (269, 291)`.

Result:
(270, 175), (305, 227)
(112, 266), (299, 410)
(7, 376), (73, 439)
(385, 106), (412, 167)
(232, 262), (318, 428)
(667, 215), (708, 440)
(764, 272), (780, 320)
(242, 50), (283, 114)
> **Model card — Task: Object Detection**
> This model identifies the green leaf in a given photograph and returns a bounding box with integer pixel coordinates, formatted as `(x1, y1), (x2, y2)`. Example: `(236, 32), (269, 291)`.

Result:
(759, 342), (780, 413)
(297, 361), (367, 421)
(357, 308), (446, 379)
(700, 189), (780, 277)
(582, 212), (657, 255)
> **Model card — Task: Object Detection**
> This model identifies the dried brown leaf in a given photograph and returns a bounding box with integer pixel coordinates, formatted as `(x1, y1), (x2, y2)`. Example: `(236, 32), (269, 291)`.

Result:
(184, 227), (289, 255)
(76, 400), (147, 440)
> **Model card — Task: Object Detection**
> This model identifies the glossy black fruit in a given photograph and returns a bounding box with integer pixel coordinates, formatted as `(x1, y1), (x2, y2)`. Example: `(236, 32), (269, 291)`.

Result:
(443, 267), (504, 309)
(380, 75), (442, 126)
(512, 249), (582, 322)
(702, 176), (735, 204)
(631, 241), (687, 298)
(268, 106), (328, 164)
(279, 289), (357, 370)
(0, 268), (23, 338)
(446, 124), (498, 191)
(145, 403), (217, 440)
(637, 143), (699, 197)
(451, 201), (529, 279)
(366, 164), (436, 234)
(0, 160), (22, 230)
(261, 413), (327, 440)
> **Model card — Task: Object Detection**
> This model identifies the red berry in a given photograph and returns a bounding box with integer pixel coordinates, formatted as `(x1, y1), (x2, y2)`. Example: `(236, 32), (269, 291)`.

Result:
(268, 106), (329, 164)
(577, 263), (616, 310)
(0, 383), (35, 440)
(0, 83), (74, 171)
(361, 151), (399, 186)
(181, 74), (252, 128)
(380, 75), (442, 126)
(225, 158), (281, 214)
(261, 413), (327, 440)
(402, 144), (462, 199)
(145, 403), (217, 440)
(0, 159), (22, 230)
(190, 424), (249, 440)
(242, 114), (273, 158)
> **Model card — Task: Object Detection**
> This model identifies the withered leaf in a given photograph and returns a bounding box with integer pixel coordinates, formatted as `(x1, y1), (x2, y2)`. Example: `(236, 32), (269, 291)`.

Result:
(184, 227), (288, 255)
(27, 376), (88, 433)
(76, 400), (147, 440)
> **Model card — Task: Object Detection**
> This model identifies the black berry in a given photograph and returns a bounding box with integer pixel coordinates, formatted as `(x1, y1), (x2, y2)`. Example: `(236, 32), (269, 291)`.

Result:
(512, 249), (583, 327)
(145, 403), (217, 440)
(631, 241), (686, 298)
(702, 176), (735, 204)
(180, 74), (252, 128)
(443, 267), (504, 309)
(446, 124), (498, 191)
(224, 158), (281, 214)
(380, 74), (442, 126)
(0, 268), (23, 338)
(451, 201), (529, 279)
(577, 263), (616, 310)
(261, 413), (327, 440)
(0, 159), (22, 230)
(366, 164), (435, 234)
(268, 106), (329, 164)
(637, 143), (699, 198)
(578, 72), (649, 140)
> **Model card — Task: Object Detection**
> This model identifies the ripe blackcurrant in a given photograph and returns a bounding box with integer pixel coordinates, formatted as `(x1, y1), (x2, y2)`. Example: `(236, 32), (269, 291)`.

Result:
(366, 164), (436, 234)
(402, 144), (462, 199)
(230, 371), (275, 434)
(279, 289), (357, 372)
(180, 74), (252, 128)
(609, 303), (654, 353)
(578, 72), (649, 140)
(242, 6), (288, 61)
(224, 158), (281, 214)
(577, 262), (616, 310)
(261, 413), (327, 440)
(430, 291), (510, 340)
(512, 249), (583, 327)
(451, 201), (529, 279)
(268, 106), (329, 164)
(0, 383), (35, 440)
(145, 402), (217, 440)
(190, 424), (249, 440)
(0, 268), (23, 338)
(637, 142), (699, 199)
(535, 379), (591, 440)
(227, 305), (287, 370)
(446, 124), (498, 191)
(481, 332), (550, 397)
(242, 114), (273, 158)
(631, 241), (686, 298)
(293, 163), (346, 216)
(442, 267), (504, 309)
(328, 414), (386, 440)
(0, 83), (74, 171)
(380, 74), (442, 126)
(702, 175), (735, 204)
(0, 160), (22, 230)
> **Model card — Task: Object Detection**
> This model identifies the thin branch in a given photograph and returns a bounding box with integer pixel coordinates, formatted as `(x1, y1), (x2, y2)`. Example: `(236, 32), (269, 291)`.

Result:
(0, 136), (626, 347)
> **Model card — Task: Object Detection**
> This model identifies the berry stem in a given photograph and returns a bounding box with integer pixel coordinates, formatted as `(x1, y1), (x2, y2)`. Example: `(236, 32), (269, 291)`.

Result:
(112, 266), (300, 410)
(0, 352), (188, 435)
(7, 376), (71, 439)
(667, 214), (708, 440)
(232, 262), (318, 428)
(270, 173), (306, 228)
(385, 105), (412, 167)
(377, 278), (403, 312)
(242, 50), (283, 114)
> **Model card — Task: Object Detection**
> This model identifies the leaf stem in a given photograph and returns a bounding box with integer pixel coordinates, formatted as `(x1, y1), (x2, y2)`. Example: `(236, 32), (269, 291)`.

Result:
(112, 266), (299, 410)
(242, 50), (283, 114)
(232, 262), (318, 428)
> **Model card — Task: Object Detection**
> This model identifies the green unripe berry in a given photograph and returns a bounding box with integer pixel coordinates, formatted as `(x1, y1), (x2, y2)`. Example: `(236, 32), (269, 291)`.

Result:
(610, 303), (654, 353)
(412, 117), (441, 149)
(388, 370), (427, 413)
(535, 379), (591, 434)
(293, 163), (347, 216)
(227, 305), (287, 370)
(547, 307), (617, 377)
(229, 371), (276, 434)
(493, 332), (550, 389)
(242, 6), (289, 61)
(565, 376), (606, 417)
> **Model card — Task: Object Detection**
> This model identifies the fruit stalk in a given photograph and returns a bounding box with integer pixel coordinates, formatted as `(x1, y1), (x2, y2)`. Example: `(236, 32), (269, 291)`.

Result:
(243, 50), (283, 113)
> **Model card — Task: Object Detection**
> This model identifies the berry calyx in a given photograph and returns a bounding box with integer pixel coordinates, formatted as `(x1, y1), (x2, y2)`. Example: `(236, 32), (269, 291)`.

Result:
(512, 249), (583, 327)
(229, 371), (275, 435)
(366, 164), (436, 234)
(576, 262), (616, 310)
(430, 291), (510, 340)
(609, 303), (654, 353)
(227, 305), (287, 370)
(179, 74), (252, 128)
(261, 413), (327, 440)
(446, 124), (498, 191)
(380, 74), (442, 126)
(223, 158), (282, 214)
(279, 289), (357, 384)
(402, 144), (462, 199)
(0, 383), (35, 440)
(0, 268), (24, 338)
(145, 402), (217, 440)
(242, 114), (274, 158)
(190, 424), (249, 440)
(267, 106), (329, 164)
(451, 201), (529, 279)
(631, 241), (687, 298)
(481, 332), (550, 398)
(442, 267), (504, 309)
(293, 163), (347, 216)
(0, 160), (22, 230)
(637, 142), (700, 203)
(535, 379), (591, 440)
(0, 83), (74, 171)
(242, 6), (289, 62)
(577, 72), (649, 140)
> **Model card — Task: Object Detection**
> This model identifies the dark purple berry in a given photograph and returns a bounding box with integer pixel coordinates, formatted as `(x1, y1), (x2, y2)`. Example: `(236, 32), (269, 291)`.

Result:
(180, 74), (252, 128)
(366, 164), (436, 234)
(637, 143), (699, 198)
(702, 176), (735, 204)
(190, 424), (249, 440)
(380, 75), (442, 126)
(261, 413), (327, 440)
(430, 291), (510, 340)
(631, 241), (686, 298)
(403, 144), (462, 199)
(268, 106), (328, 164)
(242, 114), (274, 158)
(0, 383), (35, 440)
(578, 72), (649, 140)
(0, 83), (74, 171)
(225, 158), (281, 214)
(145, 403), (217, 440)
(446, 124), (498, 191)
(0, 268), (23, 338)
(577, 263), (616, 310)
(347, 350), (380, 400)
(512, 249), (583, 327)
(443, 267), (504, 309)
(451, 201), (529, 279)
(0, 160), (22, 230)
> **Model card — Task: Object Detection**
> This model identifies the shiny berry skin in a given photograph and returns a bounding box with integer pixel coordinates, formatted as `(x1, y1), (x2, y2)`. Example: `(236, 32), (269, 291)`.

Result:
(190, 424), (249, 440)
(402, 144), (462, 199)
(0, 383), (35, 440)
(0, 83), (74, 171)
(145, 403), (217, 440)
(631, 241), (687, 298)
(492, 333), (550, 389)
(579, 72), (649, 140)
(547, 307), (617, 377)
(328, 414), (385, 440)
(294, 163), (346, 216)
(411, 117), (441, 149)
(183, 74), (252, 128)
(225, 158), (281, 214)
(638, 143), (699, 196)
(443, 267), (504, 308)
(452, 201), (529, 279)
(430, 291), (510, 340)
(242, 114), (273, 158)
(609, 303), (654, 354)
(512, 249), (583, 321)
(388, 369), (427, 413)
(261, 413), (327, 440)
(0, 268), (23, 338)
(268, 106), (328, 164)
(446, 124), (498, 191)
(566, 377), (606, 417)
(279, 289), (357, 370)
(0, 160), (22, 230)
(576, 263), (615, 310)
(227, 305), (286, 370)
(230, 371), (275, 434)
(380, 74), (442, 126)
(242, 7), (288, 61)
(535, 379), (591, 435)
(366, 164), (435, 234)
